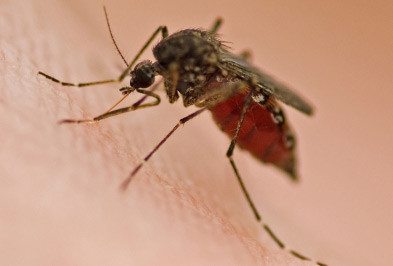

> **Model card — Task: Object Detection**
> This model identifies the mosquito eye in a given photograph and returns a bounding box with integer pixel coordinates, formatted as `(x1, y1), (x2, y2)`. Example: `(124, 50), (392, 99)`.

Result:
(130, 61), (156, 88)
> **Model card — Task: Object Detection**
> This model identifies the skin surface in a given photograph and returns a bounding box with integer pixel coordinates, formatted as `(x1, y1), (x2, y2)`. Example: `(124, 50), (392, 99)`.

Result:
(1, 1), (393, 265)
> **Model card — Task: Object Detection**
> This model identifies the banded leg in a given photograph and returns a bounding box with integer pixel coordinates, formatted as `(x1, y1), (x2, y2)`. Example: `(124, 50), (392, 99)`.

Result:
(227, 90), (327, 265)
(120, 108), (206, 191)
(38, 25), (168, 87)
(60, 87), (161, 124)
(225, 92), (261, 219)
(102, 4), (161, 114)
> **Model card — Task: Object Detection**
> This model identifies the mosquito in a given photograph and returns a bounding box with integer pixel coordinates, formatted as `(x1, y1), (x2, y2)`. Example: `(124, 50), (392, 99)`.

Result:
(38, 6), (326, 266)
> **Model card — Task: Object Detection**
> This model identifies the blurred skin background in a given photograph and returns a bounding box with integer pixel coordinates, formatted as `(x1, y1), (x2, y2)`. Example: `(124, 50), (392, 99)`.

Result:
(1, 0), (393, 265)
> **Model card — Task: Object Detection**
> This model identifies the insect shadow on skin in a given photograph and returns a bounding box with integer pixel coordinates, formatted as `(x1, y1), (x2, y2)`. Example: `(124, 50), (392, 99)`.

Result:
(38, 6), (327, 266)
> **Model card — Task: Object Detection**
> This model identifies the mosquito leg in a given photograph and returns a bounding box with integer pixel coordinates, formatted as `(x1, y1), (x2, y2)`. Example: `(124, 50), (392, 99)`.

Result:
(38, 23), (168, 86)
(225, 92), (262, 219)
(166, 63), (180, 103)
(229, 155), (328, 266)
(60, 87), (161, 124)
(118, 25), (168, 81)
(120, 108), (206, 191)
(131, 79), (163, 109)
(239, 49), (252, 61)
(37, 71), (116, 87)
(210, 17), (223, 33)
(226, 91), (326, 265)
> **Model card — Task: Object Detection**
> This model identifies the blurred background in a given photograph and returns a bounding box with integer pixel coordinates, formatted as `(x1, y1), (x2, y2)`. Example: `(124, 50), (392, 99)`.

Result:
(1, 0), (393, 265)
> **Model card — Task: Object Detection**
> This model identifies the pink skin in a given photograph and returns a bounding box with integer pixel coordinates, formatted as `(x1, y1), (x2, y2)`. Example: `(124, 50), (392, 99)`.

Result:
(0, 2), (277, 265)
(2, 1), (393, 266)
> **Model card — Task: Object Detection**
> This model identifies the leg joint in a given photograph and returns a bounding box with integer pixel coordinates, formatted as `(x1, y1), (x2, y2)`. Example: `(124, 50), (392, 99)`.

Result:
(226, 140), (236, 158)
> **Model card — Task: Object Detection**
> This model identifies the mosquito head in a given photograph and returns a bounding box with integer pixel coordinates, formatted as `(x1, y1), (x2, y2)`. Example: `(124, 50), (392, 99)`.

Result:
(129, 60), (156, 89)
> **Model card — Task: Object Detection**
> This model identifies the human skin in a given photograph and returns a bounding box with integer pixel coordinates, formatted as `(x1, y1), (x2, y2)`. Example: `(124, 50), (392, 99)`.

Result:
(1, 1), (393, 266)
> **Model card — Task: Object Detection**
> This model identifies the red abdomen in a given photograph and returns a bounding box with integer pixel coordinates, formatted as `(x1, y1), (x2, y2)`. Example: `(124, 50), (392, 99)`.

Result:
(209, 91), (298, 180)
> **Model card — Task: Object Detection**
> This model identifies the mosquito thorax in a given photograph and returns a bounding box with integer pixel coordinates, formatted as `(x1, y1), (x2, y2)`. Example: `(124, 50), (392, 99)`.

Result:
(152, 29), (223, 105)
(129, 60), (156, 88)
(153, 29), (221, 66)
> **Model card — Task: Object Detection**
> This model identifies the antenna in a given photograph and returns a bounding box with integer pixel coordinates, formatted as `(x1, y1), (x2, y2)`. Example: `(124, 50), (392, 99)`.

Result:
(103, 6), (129, 66)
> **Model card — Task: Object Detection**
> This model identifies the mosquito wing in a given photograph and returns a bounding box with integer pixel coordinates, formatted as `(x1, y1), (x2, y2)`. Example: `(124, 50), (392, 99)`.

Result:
(219, 52), (314, 115)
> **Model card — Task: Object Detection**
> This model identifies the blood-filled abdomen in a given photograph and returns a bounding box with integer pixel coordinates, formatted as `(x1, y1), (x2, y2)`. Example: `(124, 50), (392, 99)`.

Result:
(209, 91), (298, 181)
